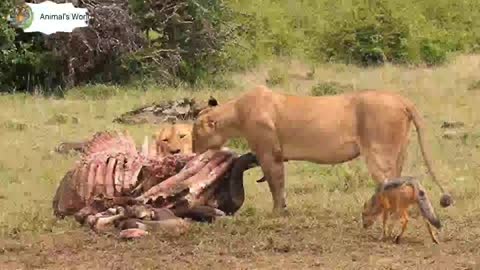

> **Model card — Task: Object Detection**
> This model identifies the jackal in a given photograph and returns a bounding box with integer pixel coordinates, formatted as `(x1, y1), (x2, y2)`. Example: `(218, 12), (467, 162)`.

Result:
(361, 176), (442, 244)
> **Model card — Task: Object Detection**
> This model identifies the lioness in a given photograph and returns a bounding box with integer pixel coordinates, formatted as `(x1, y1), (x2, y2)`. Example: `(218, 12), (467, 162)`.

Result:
(192, 85), (452, 214)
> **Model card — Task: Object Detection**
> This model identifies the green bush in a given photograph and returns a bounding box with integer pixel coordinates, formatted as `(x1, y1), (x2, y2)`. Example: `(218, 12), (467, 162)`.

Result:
(468, 80), (480, 91)
(266, 66), (287, 87)
(230, 0), (480, 67)
(321, 2), (410, 65)
(419, 39), (448, 66)
(311, 81), (352, 96)
(0, 119), (28, 131)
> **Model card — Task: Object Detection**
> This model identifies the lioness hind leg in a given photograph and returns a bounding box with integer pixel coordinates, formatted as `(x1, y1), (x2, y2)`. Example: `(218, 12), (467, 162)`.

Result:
(394, 125), (411, 178)
(395, 146), (408, 179)
(360, 111), (411, 184)
(364, 150), (398, 184)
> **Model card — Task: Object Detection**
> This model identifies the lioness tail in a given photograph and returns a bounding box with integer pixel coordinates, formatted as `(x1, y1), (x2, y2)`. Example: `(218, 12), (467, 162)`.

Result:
(405, 102), (452, 208)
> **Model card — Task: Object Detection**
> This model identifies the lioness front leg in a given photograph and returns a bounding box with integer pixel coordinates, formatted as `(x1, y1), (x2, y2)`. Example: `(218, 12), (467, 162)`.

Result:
(249, 137), (287, 215)
(260, 153), (286, 215)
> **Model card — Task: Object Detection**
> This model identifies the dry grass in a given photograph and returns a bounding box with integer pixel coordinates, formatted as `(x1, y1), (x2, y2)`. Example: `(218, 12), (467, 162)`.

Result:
(1, 55), (480, 269)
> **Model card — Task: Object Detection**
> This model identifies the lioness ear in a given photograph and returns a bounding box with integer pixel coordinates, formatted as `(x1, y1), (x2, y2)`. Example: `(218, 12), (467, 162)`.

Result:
(208, 96), (218, 107)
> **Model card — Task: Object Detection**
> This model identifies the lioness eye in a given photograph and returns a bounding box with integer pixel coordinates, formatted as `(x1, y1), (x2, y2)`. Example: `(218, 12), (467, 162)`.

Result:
(179, 134), (186, 139)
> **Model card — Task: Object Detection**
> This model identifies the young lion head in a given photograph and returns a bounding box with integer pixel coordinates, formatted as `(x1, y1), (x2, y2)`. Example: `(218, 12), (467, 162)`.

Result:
(154, 123), (194, 154)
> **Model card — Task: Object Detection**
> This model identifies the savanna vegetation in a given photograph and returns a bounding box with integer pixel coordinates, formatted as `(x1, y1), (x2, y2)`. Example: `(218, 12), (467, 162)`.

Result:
(1, 0), (480, 269)
(1, 0), (480, 93)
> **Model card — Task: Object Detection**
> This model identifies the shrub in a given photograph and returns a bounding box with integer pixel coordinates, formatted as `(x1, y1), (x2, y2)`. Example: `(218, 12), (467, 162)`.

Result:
(231, 0), (480, 67)
(311, 81), (352, 96)
(266, 66), (287, 87)
(320, 2), (412, 66)
(419, 39), (448, 66)
(468, 80), (480, 91)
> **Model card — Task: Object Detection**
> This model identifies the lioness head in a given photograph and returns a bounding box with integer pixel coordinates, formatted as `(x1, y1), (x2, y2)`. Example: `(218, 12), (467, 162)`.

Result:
(154, 123), (193, 154)
(191, 104), (227, 154)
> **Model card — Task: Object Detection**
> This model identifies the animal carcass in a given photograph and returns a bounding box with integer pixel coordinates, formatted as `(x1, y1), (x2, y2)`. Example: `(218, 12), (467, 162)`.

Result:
(52, 130), (259, 238)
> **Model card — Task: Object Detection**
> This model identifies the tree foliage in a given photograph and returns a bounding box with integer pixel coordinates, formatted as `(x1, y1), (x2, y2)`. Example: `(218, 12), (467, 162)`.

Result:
(0, 0), (239, 93)
(124, 0), (240, 86)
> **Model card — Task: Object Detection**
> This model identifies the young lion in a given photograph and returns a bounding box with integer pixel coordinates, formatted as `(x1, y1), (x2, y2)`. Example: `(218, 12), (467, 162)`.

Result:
(153, 123), (194, 154)
(147, 96), (219, 156)
(139, 122), (195, 159)
(192, 85), (452, 215)
(362, 176), (441, 244)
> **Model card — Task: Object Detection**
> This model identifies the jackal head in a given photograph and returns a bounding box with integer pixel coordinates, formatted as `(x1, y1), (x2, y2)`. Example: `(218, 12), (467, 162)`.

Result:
(361, 193), (383, 229)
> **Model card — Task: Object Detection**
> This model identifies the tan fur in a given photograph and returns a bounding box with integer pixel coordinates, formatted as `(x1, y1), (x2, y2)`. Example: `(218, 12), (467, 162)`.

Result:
(361, 178), (440, 244)
(192, 85), (452, 214)
(154, 123), (193, 155)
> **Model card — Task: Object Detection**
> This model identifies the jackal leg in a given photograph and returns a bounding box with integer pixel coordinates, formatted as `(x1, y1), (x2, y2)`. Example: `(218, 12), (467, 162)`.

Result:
(425, 221), (439, 244)
(386, 220), (395, 238)
(380, 211), (389, 240)
(394, 211), (409, 244)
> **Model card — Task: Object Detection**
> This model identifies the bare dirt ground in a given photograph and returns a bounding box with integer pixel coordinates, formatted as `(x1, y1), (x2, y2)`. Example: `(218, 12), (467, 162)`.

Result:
(1, 55), (480, 269)
(2, 198), (480, 269)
